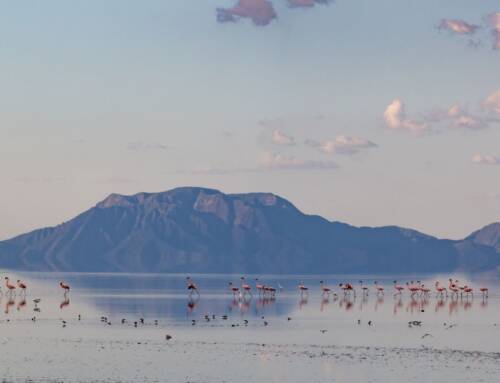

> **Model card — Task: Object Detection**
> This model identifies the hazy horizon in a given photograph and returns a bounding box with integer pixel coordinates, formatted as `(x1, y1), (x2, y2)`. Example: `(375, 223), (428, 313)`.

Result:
(1, 0), (499, 241)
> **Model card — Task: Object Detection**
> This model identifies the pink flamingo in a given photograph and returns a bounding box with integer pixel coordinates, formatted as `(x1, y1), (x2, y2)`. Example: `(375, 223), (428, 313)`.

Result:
(339, 282), (355, 296)
(434, 281), (447, 298)
(240, 277), (252, 297)
(17, 280), (27, 295)
(186, 277), (200, 297)
(406, 281), (420, 298)
(420, 283), (431, 297)
(479, 287), (489, 298)
(359, 280), (369, 297)
(463, 285), (473, 298)
(320, 280), (331, 297)
(373, 281), (384, 295)
(448, 279), (462, 298)
(60, 281), (70, 294)
(5, 277), (16, 296)
(255, 278), (265, 296)
(264, 285), (276, 297)
(298, 282), (309, 297)
(228, 282), (240, 299)
(393, 280), (404, 296)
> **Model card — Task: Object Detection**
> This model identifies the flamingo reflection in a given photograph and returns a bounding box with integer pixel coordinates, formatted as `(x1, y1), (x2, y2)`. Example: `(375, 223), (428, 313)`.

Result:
(60, 296), (70, 310)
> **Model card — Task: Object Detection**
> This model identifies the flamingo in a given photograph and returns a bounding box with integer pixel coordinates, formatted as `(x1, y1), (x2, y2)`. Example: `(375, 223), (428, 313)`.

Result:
(434, 281), (447, 298)
(463, 285), (473, 298)
(448, 279), (459, 297)
(420, 283), (431, 297)
(339, 282), (355, 296)
(186, 277), (200, 297)
(374, 281), (384, 295)
(240, 277), (252, 297)
(17, 280), (27, 295)
(406, 281), (420, 298)
(359, 280), (369, 297)
(479, 287), (489, 298)
(228, 282), (240, 299)
(255, 278), (265, 296)
(298, 282), (309, 297)
(5, 277), (16, 296)
(264, 285), (276, 298)
(320, 280), (331, 297)
(60, 281), (70, 294)
(393, 280), (404, 296)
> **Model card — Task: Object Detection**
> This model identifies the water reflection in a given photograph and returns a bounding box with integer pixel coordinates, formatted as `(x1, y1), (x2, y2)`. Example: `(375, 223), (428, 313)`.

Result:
(0, 273), (497, 327)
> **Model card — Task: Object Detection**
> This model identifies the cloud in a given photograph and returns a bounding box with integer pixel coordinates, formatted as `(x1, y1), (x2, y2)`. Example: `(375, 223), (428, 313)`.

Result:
(383, 99), (428, 133)
(287, 0), (333, 8)
(438, 19), (479, 35)
(306, 135), (377, 155)
(127, 142), (167, 151)
(272, 129), (296, 146)
(216, 0), (277, 26)
(446, 104), (487, 130)
(472, 154), (500, 165)
(483, 89), (500, 114)
(261, 152), (337, 170)
(489, 12), (500, 49)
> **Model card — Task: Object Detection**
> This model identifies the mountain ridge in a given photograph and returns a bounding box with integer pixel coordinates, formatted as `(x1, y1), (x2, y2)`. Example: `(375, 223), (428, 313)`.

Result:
(0, 187), (499, 274)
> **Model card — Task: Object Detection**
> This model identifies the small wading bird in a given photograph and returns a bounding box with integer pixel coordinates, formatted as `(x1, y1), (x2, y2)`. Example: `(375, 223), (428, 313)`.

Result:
(479, 287), (489, 298)
(448, 279), (460, 297)
(5, 277), (16, 296)
(60, 281), (70, 294)
(186, 277), (200, 297)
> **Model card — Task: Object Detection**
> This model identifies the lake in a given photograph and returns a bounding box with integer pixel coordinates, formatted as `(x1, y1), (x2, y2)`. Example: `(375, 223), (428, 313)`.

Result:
(1, 271), (499, 382)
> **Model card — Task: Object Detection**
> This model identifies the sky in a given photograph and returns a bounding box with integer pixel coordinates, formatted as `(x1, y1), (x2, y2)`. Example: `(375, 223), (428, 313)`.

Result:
(0, 0), (499, 240)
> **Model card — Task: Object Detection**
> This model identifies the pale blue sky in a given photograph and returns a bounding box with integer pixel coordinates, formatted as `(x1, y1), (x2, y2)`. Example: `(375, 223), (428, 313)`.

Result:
(1, 0), (499, 240)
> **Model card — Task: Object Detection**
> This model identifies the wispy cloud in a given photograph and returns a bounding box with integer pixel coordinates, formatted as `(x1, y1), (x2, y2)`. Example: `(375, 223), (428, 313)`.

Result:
(446, 104), (487, 130)
(489, 12), (500, 49)
(472, 154), (500, 165)
(383, 99), (428, 133)
(272, 129), (296, 146)
(438, 19), (479, 35)
(127, 142), (167, 151)
(261, 152), (337, 170)
(305, 135), (377, 155)
(287, 0), (333, 8)
(216, 0), (277, 26)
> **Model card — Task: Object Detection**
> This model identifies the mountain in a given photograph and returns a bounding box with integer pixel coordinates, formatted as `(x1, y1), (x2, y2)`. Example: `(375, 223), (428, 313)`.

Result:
(0, 187), (499, 274)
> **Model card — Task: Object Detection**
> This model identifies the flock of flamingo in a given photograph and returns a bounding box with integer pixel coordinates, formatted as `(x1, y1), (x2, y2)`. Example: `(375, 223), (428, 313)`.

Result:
(0, 277), (71, 297)
(187, 277), (489, 300)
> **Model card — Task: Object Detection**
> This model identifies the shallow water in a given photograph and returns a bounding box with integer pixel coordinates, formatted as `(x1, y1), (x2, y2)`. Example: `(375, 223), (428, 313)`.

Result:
(1, 271), (498, 325)
(1, 272), (500, 382)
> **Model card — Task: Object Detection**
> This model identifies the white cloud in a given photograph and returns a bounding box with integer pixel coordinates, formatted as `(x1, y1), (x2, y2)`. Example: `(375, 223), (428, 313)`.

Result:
(472, 154), (500, 165)
(261, 152), (337, 170)
(383, 99), (428, 133)
(438, 19), (479, 35)
(483, 89), (500, 114)
(272, 129), (296, 146)
(306, 135), (377, 155)
(446, 104), (486, 130)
